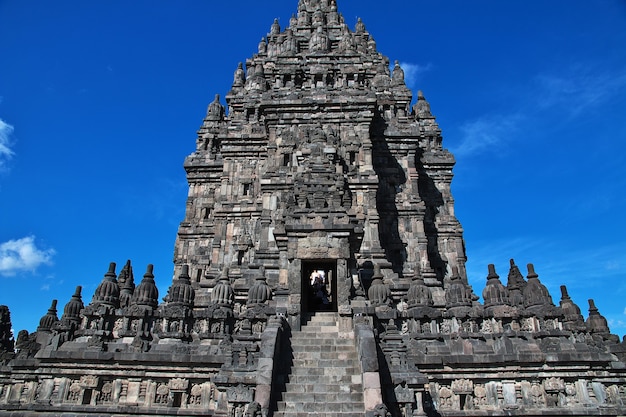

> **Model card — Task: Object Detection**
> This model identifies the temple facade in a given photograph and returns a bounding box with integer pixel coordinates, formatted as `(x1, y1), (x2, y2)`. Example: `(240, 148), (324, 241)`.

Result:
(1, 1), (626, 416)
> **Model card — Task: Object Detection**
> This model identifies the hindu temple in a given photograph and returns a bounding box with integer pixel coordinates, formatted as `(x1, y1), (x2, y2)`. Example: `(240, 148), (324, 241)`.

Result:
(2, 1), (626, 416)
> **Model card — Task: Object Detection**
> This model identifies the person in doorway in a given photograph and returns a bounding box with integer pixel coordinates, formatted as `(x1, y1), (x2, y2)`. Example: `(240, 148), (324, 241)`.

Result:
(310, 270), (329, 307)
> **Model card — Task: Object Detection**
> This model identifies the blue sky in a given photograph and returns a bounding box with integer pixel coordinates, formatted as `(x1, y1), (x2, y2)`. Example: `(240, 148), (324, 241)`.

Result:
(1, 1), (625, 336)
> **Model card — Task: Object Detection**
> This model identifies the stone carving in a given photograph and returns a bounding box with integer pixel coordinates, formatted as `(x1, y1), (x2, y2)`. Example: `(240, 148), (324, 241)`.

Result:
(155, 383), (170, 405)
(452, 379), (473, 394)
(246, 401), (262, 417)
(0, 1), (625, 417)
(66, 382), (82, 403)
(371, 403), (391, 417)
(368, 264), (391, 308)
(438, 386), (454, 410)
(227, 384), (253, 403)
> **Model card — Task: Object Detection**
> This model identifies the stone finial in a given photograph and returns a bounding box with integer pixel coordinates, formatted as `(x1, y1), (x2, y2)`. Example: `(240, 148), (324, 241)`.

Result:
(62, 286), (84, 322)
(372, 62), (391, 89)
(270, 18), (280, 35)
(119, 260), (135, 308)
(232, 62), (246, 88)
(247, 268), (273, 306)
(407, 272), (433, 308)
(37, 300), (59, 331)
(211, 266), (234, 309)
(391, 60), (405, 86)
(355, 17), (366, 33)
(445, 267), (472, 308)
(413, 90), (433, 118)
(206, 94), (225, 122)
(559, 285), (584, 331)
(506, 259), (526, 289)
(118, 260), (134, 286)
(368, 264), (391, 307)
(309, 25), (330, 52)
(258, 37), (267, 54)
(482, 264), (509, 307)
(92, 262), (120, 308)
(586, 299), (610, 335)
(338, 26), (355, 52)
(133, 264), (159, 308)
(522, 263), (553, 309)
(506, 259), (526, 307)
(165, 265), (195, 307)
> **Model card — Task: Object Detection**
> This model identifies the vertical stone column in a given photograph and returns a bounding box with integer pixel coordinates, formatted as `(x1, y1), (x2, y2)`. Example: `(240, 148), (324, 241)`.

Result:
(287, 258), (302, 331)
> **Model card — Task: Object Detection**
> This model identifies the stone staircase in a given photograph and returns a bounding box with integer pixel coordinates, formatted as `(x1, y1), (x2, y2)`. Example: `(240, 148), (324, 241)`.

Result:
(272, 312), (365, 417)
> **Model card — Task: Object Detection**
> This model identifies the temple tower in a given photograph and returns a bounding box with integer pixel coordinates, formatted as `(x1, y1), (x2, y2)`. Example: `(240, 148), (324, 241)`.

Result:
(174, 0), (466, 327)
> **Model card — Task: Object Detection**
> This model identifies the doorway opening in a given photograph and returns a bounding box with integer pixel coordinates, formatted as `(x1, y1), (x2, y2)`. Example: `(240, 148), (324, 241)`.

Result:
(302, 260), (337, 315)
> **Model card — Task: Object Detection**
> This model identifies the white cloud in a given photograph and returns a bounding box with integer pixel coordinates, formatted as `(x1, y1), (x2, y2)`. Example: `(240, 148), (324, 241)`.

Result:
(452, 113), (523, 158)
(399, 62), (432, 89)
(0, 118), (15, 170)
(451, 64), (626, 159)
(534, 66), (626, 117)
(0, 236), (55, 276)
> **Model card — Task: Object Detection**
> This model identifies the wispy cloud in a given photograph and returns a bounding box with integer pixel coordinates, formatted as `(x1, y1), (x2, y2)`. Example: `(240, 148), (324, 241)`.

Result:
(0, 118), (15, 171)
(451, 113), (523, 158)
(534, 66), (626, 117)
(0, 236), (55, 277)
(399, 62), (432, 90)
(453, 64), (626, 159)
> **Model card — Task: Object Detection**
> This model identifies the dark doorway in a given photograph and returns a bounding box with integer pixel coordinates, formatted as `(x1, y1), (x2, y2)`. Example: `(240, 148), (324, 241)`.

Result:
(302, 260), (337, 314)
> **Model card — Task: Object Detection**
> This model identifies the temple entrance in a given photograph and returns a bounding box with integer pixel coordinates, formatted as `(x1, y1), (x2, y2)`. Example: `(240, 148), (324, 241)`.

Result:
(301, 260), (337, 314)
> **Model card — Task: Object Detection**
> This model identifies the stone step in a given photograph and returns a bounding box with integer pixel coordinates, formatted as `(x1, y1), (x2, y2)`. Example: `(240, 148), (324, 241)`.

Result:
(276, 401), (365, 413)
(289, 368), (359, 379)
(282, 392), (363, 403)
(274, 412), (365, 417)
(291, 350), (357, 360)
(271, 313), (364, 417)
(303, 312), (339, 320)
(293, 325), (339, 333)
(291, 358), (359, 368)
(286, 373), (362, 385)
(302, 320), (339, 327)
(284, 381), (363, 392)
(288, 344), (356, 353)
(290, 337), (355, 346)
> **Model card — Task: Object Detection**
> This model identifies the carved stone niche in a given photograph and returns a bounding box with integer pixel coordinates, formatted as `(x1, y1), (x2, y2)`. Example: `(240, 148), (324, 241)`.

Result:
(80, 375), (99, 389)
(168, 378), (189, 408)
(544, 377), (565, 393)
(188, 383), (203, 407)
(169, 378), (189, 391)
(437, 385), (456, 410)
(543, 378), (566, 408)
(227, 383), (254, 404)
(452, 379), (474, 411)
(452, 379), (473, 395)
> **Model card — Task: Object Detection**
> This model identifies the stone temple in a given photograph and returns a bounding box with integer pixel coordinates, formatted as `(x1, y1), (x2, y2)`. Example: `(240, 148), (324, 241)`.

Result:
(2, 1), (626, 416)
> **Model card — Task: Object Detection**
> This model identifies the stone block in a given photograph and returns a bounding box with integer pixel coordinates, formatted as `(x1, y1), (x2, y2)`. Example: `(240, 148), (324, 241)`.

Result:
(363, 372), (381, 390)
(364, 387), (383, 411)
